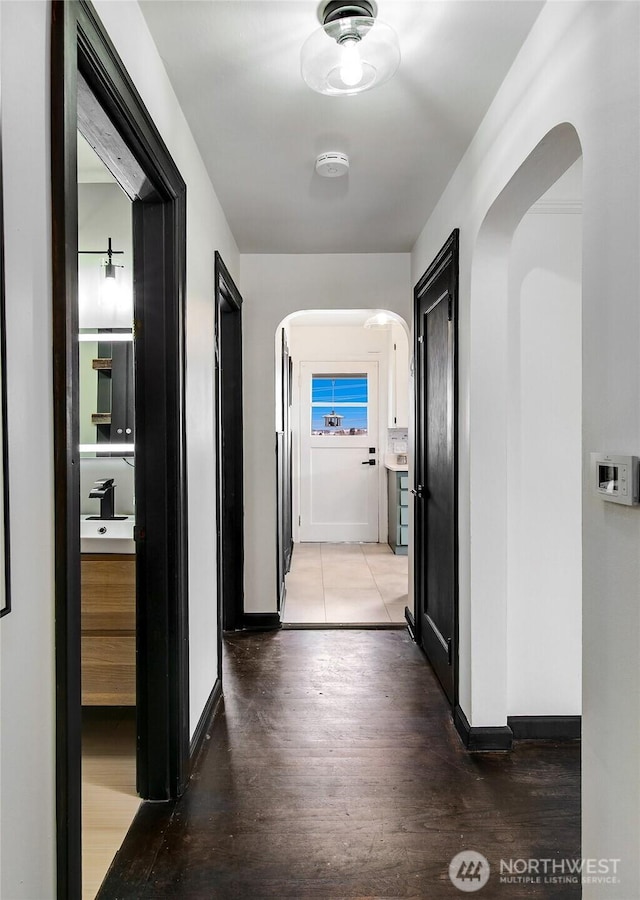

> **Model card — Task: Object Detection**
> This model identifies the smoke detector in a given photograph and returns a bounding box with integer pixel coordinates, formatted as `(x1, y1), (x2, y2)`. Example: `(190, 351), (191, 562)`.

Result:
(315, 152), (350, 177)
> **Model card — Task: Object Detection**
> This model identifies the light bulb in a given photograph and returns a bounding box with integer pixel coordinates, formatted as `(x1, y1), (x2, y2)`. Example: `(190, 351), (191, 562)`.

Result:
(101, 272), (119, 305)
(340, 38), (363, 87)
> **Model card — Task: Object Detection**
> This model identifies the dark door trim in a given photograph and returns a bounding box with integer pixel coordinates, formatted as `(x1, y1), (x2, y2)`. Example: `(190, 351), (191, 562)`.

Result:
(413, 229), (459, 707)
(276, 328), (293, 610)
(214, 251), (244, 634)
(52, 2), (188, 896)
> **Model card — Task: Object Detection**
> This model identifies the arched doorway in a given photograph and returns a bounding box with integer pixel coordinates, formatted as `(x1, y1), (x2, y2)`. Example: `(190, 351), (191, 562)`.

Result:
(275, 309), (411, 626)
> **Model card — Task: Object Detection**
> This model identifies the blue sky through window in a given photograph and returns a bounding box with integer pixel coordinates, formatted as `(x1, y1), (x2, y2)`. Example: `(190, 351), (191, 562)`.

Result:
(311, 375), (368, 405)
(311, 375), (368, 434)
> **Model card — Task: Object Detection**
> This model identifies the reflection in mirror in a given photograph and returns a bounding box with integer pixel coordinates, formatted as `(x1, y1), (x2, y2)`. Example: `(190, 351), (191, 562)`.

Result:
(79, 328), (134, 457)
(78, 131), (135, 459)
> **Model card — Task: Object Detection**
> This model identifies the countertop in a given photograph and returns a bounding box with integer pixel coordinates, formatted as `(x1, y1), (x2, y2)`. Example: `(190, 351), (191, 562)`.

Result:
(384, 453), (408, 472)
(80, 514), (135, 554)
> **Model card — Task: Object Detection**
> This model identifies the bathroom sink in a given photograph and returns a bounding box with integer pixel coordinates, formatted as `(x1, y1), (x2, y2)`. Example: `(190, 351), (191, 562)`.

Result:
(81, 515), (135, 554)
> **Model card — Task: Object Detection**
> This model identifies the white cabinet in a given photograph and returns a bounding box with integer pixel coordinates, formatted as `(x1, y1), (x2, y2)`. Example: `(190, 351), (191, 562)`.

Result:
(388, 324), (409, 428)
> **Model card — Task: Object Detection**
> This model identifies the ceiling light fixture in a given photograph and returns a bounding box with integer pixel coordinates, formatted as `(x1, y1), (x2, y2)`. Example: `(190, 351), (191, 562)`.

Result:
(364, 312), (394, 329)
(301, 1), (400, 97)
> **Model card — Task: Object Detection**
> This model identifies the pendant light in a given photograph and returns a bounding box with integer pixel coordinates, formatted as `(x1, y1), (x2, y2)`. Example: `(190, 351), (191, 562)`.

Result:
(78, 237), (124, 305)
(101, 237), (121, 302)
(323, 379), (344, 428)
(301, 1), (400, 97)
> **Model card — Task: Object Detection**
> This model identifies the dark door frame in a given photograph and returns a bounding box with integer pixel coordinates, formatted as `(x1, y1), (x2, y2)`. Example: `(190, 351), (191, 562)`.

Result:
(52, 2), (188, 897)
(276, 327), (293, 610)
(214, 252), (244, 634)
(413, 229), (459, 706)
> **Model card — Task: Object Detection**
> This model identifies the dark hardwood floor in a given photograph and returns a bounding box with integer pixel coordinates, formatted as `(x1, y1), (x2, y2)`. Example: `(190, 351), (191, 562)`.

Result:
(98, 630), (580, 899)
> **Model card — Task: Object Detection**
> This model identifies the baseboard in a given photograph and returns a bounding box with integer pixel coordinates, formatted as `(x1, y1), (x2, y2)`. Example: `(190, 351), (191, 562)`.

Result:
(285, 540), (293, 575)
(454, 705), (513, 751)
(189, 677), (223, 762)
(97, 801), (176, 898)
(282, 622), (406, 631)
(404, 606), (416, 641)
(242, 612), (282, 631)
(508, 715), (581, 741)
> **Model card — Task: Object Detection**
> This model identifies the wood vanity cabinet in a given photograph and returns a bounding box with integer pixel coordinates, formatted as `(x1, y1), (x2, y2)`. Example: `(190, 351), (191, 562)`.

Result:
(81, 554), (136, 705)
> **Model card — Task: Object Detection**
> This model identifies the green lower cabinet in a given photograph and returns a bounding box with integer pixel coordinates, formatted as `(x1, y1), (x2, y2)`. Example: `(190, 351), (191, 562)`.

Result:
(388, 470), (409, 555)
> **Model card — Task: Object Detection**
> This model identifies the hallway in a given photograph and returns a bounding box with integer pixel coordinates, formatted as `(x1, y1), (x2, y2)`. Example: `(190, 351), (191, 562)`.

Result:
(98, 630), (580, 898)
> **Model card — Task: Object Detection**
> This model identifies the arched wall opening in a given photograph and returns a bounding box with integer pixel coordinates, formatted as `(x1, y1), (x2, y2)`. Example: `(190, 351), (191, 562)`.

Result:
(274, 309), (412, 625)
(468, 123), (583, 728)
(506, 159), (582, 720)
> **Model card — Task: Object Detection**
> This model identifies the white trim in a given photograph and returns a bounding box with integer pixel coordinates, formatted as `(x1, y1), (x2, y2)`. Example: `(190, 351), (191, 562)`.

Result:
(79, 443), (135, 453)
(78, 331), (133, 342)
(527, 199), (582, 215)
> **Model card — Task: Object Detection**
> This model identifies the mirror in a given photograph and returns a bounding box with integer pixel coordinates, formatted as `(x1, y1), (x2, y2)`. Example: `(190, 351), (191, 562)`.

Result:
(79, 329), (134, 456)
(78, 132), (134, 458)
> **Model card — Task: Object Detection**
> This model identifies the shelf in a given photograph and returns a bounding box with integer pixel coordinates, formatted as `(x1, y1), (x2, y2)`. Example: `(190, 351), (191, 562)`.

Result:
(91, 413), (112, 425)
(92, 358), (113, 371)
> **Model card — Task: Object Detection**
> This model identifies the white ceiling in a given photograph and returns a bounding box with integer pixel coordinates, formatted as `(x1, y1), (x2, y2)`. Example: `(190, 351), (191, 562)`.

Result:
(139, 0), (544, 254)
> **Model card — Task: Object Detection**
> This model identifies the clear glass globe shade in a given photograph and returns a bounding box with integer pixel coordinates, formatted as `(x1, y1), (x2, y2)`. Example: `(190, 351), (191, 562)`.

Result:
(301, 17), (400, 96)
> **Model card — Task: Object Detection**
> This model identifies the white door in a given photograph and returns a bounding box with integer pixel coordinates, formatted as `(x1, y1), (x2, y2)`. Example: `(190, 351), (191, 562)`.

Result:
(299, 361), (379, 542)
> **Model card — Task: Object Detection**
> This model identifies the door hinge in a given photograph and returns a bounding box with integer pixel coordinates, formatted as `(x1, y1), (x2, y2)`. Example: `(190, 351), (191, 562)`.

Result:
(298, 515), (301, 526)
(447, 637), (453, 665)
(448, 295), (453, 321)
(134, 525), (146, 542)
(417, 335), (424, 344)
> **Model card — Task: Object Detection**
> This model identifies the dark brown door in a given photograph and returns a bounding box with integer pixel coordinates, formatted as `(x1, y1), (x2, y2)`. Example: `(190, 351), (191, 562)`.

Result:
(214, 253), (244, 633)
(276, 328), (293, 609)
(414, 230), (458, 704)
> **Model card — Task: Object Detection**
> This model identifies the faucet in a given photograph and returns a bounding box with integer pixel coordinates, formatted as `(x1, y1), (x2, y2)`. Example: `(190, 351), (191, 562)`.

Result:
(87, 478), (126, 520)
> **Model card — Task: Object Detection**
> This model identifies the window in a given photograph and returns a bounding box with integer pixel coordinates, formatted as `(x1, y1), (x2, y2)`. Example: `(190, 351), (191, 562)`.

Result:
(311, 374), (368, 435)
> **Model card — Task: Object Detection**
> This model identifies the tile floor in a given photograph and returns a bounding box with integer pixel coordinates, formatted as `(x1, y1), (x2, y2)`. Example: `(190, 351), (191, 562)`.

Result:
(282, 542), (408, 625)
(82, 708), (139, 899)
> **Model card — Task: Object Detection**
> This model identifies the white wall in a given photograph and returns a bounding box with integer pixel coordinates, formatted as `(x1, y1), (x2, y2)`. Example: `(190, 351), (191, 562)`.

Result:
(412, 3), (640, 894)
(287, 323), (394, 544)
(241, 254), (411, 612)
(0, 3), (56, 895)
(0, 1), (239, 896)
(506, 208), (582, 716)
